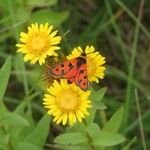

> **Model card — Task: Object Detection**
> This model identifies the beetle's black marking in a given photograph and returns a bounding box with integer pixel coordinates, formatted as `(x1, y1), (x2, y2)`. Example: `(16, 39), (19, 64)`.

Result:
(80, 70), (84, 74)
(79, 79), (82, 83)
(68, 63), (73, 69)
(83, 82), (86, 85)
(81, 52), (86, 57)
(56, 68), (59, 71)
(67, 79), (72, 84)
(77, 57), (86, 69)
(61, 64), (64, 68)
(84, 76), (87, 79)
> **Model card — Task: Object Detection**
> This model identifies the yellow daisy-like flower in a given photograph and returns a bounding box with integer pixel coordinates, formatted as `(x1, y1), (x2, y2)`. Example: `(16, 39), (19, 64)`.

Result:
(67, 46), (106, 83)
(16, 23), (61, 65)
(43, 79), (91, 125)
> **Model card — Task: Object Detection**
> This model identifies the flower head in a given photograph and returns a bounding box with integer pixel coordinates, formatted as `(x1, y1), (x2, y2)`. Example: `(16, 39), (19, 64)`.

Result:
(43, 79), (91, 125)
(67, 46), (106, 83)
(16, 23), (61, 65)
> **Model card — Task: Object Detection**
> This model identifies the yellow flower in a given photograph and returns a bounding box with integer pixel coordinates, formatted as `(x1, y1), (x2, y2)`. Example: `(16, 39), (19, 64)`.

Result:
(43, 79), (91, 125)
(16, 23), (61, 65)
(67, 46), (106, 83)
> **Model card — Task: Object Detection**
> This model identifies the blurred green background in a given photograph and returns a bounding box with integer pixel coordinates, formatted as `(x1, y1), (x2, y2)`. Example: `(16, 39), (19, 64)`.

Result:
(0, 0), (149, 149)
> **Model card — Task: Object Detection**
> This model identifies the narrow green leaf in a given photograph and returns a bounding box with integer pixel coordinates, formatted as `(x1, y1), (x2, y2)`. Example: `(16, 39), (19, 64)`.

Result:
(30, 10), (69, 26)
(16, 142), (41, 150)
(0, 57), (11, 101)
(92, 101), (107, 110)
(54, 132), (87, 145)
(27, 0), (57, 7)
(85, 108), (96, 124)
(26, 114), (50, 148)
(103, 106), (124, 132)
(0, 112), (29, 126)
(93, 131), (125, 146)
(0, 102), (7, 119)
(85, 123), (101, 138)
(91, 87), (107, 102)
(14, 46), (26, 83)
(13, 54), (29, 95)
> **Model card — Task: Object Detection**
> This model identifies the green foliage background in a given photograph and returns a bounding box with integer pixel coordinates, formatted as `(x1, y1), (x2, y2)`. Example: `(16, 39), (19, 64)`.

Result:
(0, 0), (149, 150)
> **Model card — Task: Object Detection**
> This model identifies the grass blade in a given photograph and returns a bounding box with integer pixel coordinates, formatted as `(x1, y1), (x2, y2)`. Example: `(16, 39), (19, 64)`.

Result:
(135, 89), (147, 150)
(0, 57), (11, 101)
(123, 0), (145, 128)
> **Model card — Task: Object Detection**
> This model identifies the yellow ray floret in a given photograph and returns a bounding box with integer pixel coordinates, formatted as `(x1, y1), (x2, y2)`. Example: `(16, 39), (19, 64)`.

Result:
(16, 23), (61, 65)
(67, 45), (106, 83)
(43, 79), (92, 125)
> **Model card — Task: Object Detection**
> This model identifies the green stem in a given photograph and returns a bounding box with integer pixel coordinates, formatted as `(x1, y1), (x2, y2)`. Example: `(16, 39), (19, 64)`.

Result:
(86, 133), (96, 150)
(135, 89), (147, 150)
(82, 121), (96, 150)
(123, 0), (145, 129)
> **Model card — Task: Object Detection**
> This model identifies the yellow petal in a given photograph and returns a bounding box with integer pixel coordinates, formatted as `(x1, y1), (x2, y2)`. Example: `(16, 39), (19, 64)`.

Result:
(24, 54), (34, 61)
(50, 36), (61, 45)
(50, 30), (58, 38)
(62, 113), (68, 125)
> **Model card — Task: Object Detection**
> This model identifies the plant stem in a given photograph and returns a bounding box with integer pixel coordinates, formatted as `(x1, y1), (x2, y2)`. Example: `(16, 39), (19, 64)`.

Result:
(135, 89), (147, 150)
(123, 0), (145, 128)
(86, 132), (96, 150)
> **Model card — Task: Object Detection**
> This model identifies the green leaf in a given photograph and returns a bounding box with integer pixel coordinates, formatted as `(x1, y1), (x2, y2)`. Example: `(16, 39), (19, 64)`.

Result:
(16, 142), (41, 150)
(0, 102), (7, 119)
(0, 112), (29, 126)
(0, 57), (11, 101)
(26, 114), (50, 148)
(0, 134), (9, 145)
(103, 106), (124, 132)
(93, 131), (125, 146)
(54, 132), (87, 145)
(85, 123), (101, 138)
(54, 144), (89, 150)
(19, 110), (35, 139)
(91, 87), (107, 102)
(92, 101), (107, 110)
(30, 10), (69, 26)
(27, 0), (57, 7)
(85, 108), (96, 124)
(13, 54), (25, 82)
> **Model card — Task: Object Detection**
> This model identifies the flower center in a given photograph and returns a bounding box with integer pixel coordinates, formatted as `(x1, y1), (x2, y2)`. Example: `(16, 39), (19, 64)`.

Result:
(58, 90), (79, 111)
(31, 35), (47, 52)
